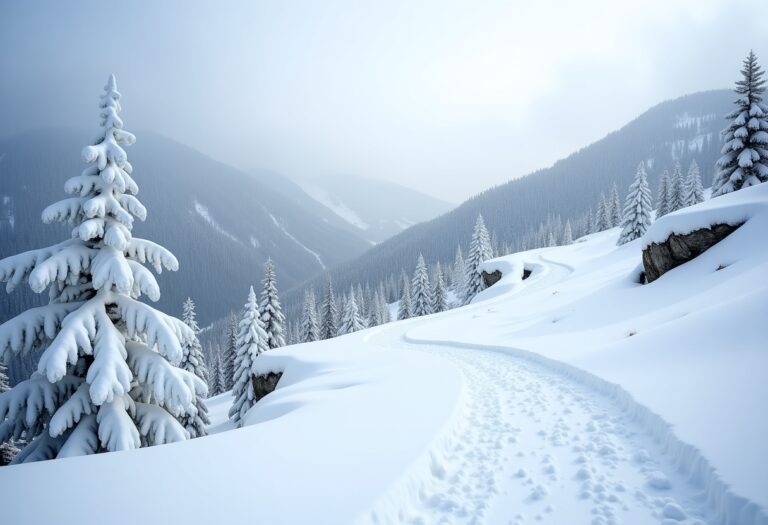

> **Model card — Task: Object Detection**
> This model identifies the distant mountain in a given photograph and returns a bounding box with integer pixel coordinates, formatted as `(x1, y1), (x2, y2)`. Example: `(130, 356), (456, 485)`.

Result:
(0, 128), (372, 325)
(281, 89), (733, 317)
(287, 174), (454, 244)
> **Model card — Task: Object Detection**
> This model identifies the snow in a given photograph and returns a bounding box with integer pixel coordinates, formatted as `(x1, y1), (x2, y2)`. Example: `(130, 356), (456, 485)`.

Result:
(294, 180), (370, 230)
(2, 184), (766, 524)
(193, 200), (243, 245)
(643, 182), (768, 246)
(268, 213), (326, 270)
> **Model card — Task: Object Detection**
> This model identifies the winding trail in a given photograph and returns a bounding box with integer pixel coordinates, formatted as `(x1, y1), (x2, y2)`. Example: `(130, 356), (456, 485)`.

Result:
(367, 253), (713, 525)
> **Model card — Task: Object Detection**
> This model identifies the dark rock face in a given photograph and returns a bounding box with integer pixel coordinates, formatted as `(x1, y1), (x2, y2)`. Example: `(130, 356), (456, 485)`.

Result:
(642, 223), (742, 283)
(251, 371), (283, 403)
(482, 270), (503, 288)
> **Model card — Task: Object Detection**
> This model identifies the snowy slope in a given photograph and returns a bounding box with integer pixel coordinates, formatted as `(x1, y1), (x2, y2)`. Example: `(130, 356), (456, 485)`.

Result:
(1, 185), (766, 525)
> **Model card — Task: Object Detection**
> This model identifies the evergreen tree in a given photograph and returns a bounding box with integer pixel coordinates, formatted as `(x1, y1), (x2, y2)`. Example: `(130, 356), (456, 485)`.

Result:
(259, 258), (286, 350)
(0, 75), (204, 461)
(179, 298), (210, 438)
(319, 277), (338, 340)
(656, 169), (672, 218)
(451, 245), (466, 299)
(229, 287), (269, 427)
(464, 214), (493, 304)
(618, 162), (653, 245)
(595, 193), (610, 231)
(586, 207), (595, 234)
(432, 262), (449, 313)
(221, 313), (238, 391)
(668, 162), (685, 213)
(562, 220), (573, 245)
(300, 289), (319, 343)
(207, 344), (221, 396)
(378, 282), (391, 323)
(411, 254), (433, 317)
(397, 273), (412, 320)
(547, 232), (557, 247)
(609, 184), (622, 226)
(339, 292), (365, 335)
(685, 159), (705, 206)
(713, 51), (768, 196)
(0, 362), (19, 465)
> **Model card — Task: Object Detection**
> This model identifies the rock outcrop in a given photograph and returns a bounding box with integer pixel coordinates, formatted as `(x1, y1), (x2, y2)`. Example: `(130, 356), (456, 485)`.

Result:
(251, 371), (283, 403)
(642, 223), (742, 283)
(482, 270), (502, 288)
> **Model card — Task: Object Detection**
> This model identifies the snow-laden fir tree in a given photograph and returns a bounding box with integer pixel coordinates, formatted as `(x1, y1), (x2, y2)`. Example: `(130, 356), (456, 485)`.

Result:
(668, 162), (686, 213)
(221, 313), (237, 391)
(712, 51), (768, 196)
(431, 262), (449, 314)
(451, 245), (466, 299)
(378, 282), (391, 323)
(595, 193), (610, 232)
(179, 298), (209, 438)
(207, 344), (221, 396)
(0, 75), (205, 462)
(463, 214), (493, 304)
(319, 278), (337, 340)
(397, 273), (412, 320)
(617, 162), (653, 246)
(228, 287), (269, 427)
(562, 219), (573, 245)
(0, 362), (19, 465)
(547, 232), (557, 247)
(368, 290), (383, 327)
(215, 344), (227, 395)
(609, 184), (622, 227)
(586, 207), (595, 234)
(685, 159), (705, 206)
(300, 289), (319, 343)
(259, 258), (285, 350)
(339, 291), (365, 335)
(410, 254), (433, 317)
(656, 169), (672, 218)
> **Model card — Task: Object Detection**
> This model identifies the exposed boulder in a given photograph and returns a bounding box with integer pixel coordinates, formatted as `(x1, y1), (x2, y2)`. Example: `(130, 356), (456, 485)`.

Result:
(642, 223), (742, 282)
(482, 270), (502, 288)
(251, 371), (284, 403)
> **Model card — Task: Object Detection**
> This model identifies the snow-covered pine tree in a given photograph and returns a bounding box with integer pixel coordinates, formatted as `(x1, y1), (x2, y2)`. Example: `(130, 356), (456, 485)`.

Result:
(259, 258), (286, 350)
(319, 277), (338, 340)
(451, 245), (466, 299)
(609, 184), (622, 227)
(215, 344), (227, 394)
(562, 220), (573, 245)
(656, 169), (672, 218)
(207, 344), (221, 396)
(595, 193), (610, 232)
(179, 298), (209, 438)
(586, 207), (595, 234)
(432, 262), (448, 314)
(221, 313), (238, 391)
(339, 292), (365, 335)
(618, 162), (653, 246)
(300, 289), (319, 343)
(685, 159), (705, 206)
(713, 51), (768, 196)
(547, 232), (557, 247)
(228, 287), (269, 427)
(378, 282), (391, 323)
(668, 162), (686, 213)
(463, 214), (493, 304)
(397, 273), (412, 320)
(410, 254), (433, 317)
(0, 362), (19, 465)
(0, 75), (205, 461)
(368, 290), (382, 327)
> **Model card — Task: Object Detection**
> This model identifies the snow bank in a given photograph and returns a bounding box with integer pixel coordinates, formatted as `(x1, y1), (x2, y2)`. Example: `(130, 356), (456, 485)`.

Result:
(642, 183), (768, 247)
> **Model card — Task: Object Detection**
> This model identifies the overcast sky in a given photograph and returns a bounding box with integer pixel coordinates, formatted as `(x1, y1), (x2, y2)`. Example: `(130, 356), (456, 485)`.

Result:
(1, 1), (766, 202)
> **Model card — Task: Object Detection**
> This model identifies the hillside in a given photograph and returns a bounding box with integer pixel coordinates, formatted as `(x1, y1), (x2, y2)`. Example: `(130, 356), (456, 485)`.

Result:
(3, 183), (765, 524)
(282, 90), (732, 314)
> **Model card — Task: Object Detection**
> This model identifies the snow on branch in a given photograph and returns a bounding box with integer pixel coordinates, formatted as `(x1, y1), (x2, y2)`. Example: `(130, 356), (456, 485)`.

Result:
(0, 302), (82, 360)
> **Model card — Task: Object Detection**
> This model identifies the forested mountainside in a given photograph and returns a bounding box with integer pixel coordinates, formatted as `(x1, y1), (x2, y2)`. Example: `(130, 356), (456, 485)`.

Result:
(280, 89), (732, 318)
(0, 128), (371, 325)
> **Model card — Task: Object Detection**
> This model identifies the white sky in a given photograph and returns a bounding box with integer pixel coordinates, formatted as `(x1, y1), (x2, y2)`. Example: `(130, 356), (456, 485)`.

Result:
(1, 0), (767, 202)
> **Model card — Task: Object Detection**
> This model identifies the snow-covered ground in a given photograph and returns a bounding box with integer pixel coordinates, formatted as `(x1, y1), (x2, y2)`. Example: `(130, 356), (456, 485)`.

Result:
(1, 185), (766, 525)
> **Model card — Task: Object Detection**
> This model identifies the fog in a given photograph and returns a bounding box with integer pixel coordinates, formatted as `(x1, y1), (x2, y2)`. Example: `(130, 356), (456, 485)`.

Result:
(1, 0), (766, 202)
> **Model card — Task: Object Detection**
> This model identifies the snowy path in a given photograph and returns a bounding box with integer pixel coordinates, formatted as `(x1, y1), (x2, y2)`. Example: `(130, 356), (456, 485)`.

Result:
(363, 253), (713, 524)
(385, 342), (711, 525)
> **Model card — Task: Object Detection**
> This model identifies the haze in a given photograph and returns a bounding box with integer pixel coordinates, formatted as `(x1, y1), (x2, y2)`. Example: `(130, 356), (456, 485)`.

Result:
(1, 0), (766, 202)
